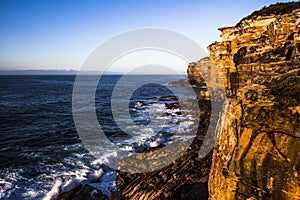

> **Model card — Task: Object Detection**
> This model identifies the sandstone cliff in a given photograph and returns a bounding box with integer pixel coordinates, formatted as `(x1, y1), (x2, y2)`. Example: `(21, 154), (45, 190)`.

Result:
(113, 2), (300, 199)
(208, 2), (300, 96)
(57, 2), (300, 200)
(205, 2), (300, 199)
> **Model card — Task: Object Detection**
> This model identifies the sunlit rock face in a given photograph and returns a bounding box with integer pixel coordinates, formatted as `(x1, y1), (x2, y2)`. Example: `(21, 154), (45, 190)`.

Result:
(208, 2), (300, 200)
(187, 57), (210, 87)
(209, 81), (300, 200)
(208, 3), (300, 96)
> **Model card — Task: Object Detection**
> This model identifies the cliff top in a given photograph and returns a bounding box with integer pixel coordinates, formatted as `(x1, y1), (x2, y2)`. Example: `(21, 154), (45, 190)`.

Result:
(235, 1), (300, 27)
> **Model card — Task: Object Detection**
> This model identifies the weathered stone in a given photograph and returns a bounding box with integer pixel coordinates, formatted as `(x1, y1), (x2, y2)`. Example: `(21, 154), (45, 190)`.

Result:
(207, 2), (300, 199)
(208, 3), (300, 96)
(57, 184), (107, 200)
(209, 83), (300, 200)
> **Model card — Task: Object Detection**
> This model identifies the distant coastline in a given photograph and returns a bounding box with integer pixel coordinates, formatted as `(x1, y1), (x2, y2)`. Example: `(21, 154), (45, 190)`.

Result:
(0, 70), (121, 75)
(0, 70), (186, 75)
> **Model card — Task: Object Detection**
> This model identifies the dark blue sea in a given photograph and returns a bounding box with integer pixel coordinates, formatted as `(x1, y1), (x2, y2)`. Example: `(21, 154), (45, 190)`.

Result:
(0, 75), (198, 199)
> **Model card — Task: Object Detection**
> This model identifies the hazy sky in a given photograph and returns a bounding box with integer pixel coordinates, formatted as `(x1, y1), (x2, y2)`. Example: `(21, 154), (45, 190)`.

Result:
(0, 0), (292, 72)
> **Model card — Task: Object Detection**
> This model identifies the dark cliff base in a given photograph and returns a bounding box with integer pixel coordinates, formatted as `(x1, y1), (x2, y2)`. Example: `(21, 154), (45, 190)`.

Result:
(57, 184), (107, 200)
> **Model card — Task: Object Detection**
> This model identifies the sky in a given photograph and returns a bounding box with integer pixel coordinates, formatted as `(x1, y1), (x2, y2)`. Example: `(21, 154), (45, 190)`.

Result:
(0, 0), (293, 73)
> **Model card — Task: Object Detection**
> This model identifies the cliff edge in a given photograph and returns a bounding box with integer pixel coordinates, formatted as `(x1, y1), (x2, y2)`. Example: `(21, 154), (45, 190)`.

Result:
(57, 2), (300, 200)
(205, 2), (300, 199)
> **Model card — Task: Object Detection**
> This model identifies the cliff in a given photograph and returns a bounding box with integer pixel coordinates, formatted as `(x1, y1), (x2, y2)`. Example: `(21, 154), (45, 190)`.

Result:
(207, 2), (300, 96)
(205, 2), (300, 199)
(112, 2), (300, 199)
(57, 2), (300, 200)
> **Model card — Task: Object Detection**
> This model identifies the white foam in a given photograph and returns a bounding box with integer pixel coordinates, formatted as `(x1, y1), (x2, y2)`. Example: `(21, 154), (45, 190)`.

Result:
(22, 188), (41, 199)
(180, 120), (195, 127)
(0, 180), (13, 190)
(61, 179), (81, 193)
(91, 151), (118, 165)
(149, 103), (167, 112)
(119, 145), (133, 151)
(149, 141), (159, 148)
(156, 116), (170, 120)
(134, 101), (143, 108)
(86, 169), (104, 183)
(43, 179), (62, 200)
(141, 127), (155, 135)
(91, 171), (116, 196)
(173, 108), (181, 112)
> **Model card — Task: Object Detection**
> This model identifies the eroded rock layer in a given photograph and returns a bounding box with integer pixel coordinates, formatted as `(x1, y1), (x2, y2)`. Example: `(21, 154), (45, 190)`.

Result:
(207, 2), (300, 200)
(208, 3), (300, 96)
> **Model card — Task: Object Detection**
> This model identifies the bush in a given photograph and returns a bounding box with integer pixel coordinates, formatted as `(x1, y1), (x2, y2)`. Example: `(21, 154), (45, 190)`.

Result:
(236, 1), (300, 27)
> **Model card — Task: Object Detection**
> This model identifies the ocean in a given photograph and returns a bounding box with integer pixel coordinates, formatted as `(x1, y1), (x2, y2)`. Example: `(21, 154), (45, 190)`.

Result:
(0, 75), (198, 199)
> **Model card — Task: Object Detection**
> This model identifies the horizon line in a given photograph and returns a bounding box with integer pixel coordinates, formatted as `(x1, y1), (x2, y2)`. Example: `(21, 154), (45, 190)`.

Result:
(0, 69), (187, 76)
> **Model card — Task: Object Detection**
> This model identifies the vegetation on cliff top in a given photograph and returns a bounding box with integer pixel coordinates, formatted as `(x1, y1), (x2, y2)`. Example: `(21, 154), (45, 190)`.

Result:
(236, 1), (300, 27)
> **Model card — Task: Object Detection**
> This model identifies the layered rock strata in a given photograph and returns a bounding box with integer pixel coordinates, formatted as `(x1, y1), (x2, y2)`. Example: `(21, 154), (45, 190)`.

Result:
(206, 2), (300, 199)
(208, 3), (300, 96)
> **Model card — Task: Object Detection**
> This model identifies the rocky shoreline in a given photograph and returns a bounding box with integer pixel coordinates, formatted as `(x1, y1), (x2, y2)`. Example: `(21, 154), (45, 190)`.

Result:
(56, 2), (300, 199)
